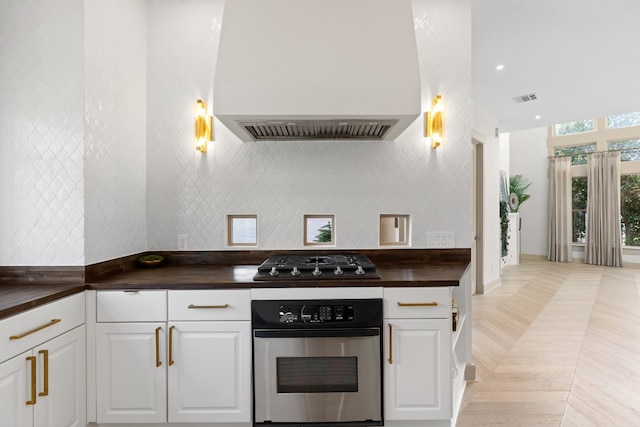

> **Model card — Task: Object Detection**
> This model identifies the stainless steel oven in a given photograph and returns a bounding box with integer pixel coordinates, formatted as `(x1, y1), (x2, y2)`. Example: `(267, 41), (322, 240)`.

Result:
(252, 299), (383, 427)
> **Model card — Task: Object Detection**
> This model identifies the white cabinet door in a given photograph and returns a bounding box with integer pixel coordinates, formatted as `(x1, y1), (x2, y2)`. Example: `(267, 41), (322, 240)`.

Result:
(96, 322), (167, 423)
(0, 352), (32, 427)
(33, 326), (86, 427)
(384, 319), (451, 420)
(167, 321), (251, 423)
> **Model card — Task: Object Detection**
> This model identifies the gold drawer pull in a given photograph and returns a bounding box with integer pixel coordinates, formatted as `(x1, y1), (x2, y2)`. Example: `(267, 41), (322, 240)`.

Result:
(397, 302), (439, 307)
(388, 323), (393, 365)
(169, 326), (175, 366)
(39, 350), (49, 396)
(155, 327), (162, 367)
(188, 304), (229, 309)
(10, 319), (61, 340)
(26, 356), (37, 405)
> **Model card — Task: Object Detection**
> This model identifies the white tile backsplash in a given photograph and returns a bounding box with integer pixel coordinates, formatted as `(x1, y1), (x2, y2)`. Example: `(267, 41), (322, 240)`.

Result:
(146, 0), (472, 251)
(0, 0), (85, 265)
(1, 0), (472, 266)
(84, 0), (148, 264)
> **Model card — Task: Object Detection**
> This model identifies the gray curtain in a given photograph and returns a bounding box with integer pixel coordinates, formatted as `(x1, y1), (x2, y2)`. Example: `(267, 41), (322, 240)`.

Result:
(585, 151), (623, 266)
(547, 157), (573, 262)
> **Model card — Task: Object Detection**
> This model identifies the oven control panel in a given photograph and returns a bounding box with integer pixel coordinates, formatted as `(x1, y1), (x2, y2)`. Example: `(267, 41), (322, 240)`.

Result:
(279, 304), (355, 323)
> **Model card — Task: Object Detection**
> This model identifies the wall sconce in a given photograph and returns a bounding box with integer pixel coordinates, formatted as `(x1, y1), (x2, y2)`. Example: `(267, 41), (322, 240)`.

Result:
(195, 99), (213, 153)
(425, 95), (444, 148)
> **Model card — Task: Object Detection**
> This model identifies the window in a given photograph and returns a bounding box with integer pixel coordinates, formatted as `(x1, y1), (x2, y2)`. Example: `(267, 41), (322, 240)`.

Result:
(572, 177), (587, 244)
(621, 174), (640, 247)
(554, 119), (595, 136)
(379, 214), (410, 246)
(304, 215), (334, 246)
(607, 112), (640, 129)
(554, 143), (596, 165)
(608, 139), (640, 162)
(227, 215), (257, 246)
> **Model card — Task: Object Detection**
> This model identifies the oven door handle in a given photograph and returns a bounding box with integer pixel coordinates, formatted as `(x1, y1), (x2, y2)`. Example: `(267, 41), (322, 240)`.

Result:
(254, 328), (380, 339)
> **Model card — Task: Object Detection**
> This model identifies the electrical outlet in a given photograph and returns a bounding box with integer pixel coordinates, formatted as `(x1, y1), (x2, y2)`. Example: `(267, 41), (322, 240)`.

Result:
(177, 234), (188, 250)
(442, 232), (455, 248)
(426, 232), (456, 248)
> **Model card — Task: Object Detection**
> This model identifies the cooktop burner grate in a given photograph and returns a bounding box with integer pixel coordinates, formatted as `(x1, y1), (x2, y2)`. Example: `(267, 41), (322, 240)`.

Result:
(253, 254), (379, 281)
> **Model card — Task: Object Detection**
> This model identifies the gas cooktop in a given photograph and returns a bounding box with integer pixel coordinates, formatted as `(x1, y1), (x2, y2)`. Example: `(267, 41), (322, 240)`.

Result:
(253, 254), (380, 281)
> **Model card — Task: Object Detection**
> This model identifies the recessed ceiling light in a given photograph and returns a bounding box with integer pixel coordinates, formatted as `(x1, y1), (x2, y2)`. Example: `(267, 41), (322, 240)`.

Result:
(496, 64), (504, 71)
(535, 115), (541, 119)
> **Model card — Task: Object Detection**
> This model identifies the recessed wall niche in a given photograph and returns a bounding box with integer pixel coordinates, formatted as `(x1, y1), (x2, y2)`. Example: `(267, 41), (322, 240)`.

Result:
(227, 215), (257, 247)
(379, 214), (410, 246)
(304, 215), (335, 246)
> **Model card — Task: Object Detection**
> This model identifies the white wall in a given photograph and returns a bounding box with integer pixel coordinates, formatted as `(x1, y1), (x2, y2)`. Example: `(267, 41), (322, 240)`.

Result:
(0, 0), (473, 265)
(0, 0), (85, 265)
(509, 127), (548, 256)
(472, 103), (501, 287)
(146, 0), (473, 251)
(84, 0), (148, 264)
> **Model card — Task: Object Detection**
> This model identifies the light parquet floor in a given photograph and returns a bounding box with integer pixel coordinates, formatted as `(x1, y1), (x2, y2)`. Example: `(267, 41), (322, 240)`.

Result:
(456, 259), (640, 426)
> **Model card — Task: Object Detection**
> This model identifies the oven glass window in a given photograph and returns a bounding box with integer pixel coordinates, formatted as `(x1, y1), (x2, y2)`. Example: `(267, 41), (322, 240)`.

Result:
(276, 357), (358, 393)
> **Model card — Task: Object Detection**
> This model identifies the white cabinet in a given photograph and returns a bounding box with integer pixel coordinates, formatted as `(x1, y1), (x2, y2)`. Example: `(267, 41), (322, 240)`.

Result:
(384, 319), (450, 420)
(94, 289), (251, 424)
(167, 321), (251, 422)
(0, 293), (86, 427)
(95, 290), (167, 423)
(167, 290), (251, 423)
(0, 349), (31, 427)
(383, 288), (451, 421)
(96, 322), (167, 423)
(504, 212), (520, 265)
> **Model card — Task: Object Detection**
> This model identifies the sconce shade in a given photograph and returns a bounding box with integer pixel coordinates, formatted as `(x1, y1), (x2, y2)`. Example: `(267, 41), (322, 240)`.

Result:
(425, 95), (444, 148)
(195, 99), (213, 153)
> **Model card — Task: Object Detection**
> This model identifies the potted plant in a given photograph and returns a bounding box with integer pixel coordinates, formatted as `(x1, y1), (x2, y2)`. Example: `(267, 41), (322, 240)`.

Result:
(508, 174), (531, 212)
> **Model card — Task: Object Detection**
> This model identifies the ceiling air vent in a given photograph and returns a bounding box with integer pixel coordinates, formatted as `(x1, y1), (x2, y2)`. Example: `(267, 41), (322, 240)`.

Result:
(239, 120), (398, 140)
(512, 93), (538, 103)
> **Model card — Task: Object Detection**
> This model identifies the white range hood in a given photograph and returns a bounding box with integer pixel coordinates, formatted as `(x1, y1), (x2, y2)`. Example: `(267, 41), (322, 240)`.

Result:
(213, 0), (421, 141)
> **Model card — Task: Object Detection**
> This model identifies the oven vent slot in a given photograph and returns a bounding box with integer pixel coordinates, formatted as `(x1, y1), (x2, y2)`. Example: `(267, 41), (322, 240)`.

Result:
(240, 120), (397, 140)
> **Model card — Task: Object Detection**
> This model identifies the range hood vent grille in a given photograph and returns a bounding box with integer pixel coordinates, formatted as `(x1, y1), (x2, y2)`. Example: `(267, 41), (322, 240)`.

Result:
(240, 120), (398, 140)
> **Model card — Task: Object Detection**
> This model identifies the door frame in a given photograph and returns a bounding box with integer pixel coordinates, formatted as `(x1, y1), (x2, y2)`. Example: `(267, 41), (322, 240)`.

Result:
(472, 132), (485, 295)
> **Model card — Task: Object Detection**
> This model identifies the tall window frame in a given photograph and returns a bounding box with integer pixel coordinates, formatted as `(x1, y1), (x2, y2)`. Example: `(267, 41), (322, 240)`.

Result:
(549, 114), (640, 248)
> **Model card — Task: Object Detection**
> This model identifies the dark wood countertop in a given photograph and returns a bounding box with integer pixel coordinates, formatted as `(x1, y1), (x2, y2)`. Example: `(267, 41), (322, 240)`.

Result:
(0, 282), (86, 320)
(0, 249), (470, 320)
(84, 263), (470, 289)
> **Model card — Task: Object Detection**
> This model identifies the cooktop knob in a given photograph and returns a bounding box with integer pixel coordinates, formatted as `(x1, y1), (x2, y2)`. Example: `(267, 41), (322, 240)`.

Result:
(291, 267), (301, 276)
(334, 266), (344, 275)
(312, 266), (323, 276)
(269, 267), (280, 277)
(355, 265), (365, 275)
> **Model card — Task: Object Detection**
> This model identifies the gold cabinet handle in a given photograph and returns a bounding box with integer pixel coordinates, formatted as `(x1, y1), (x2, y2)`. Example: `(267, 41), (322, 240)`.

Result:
(397, 302), (438, 307)
(26, 356), (37, 405)
(168, 326), (175, 366)
(155, 327), (162, 367)
(39, 350), (49, 397)
(388, 323), (393, 365)
(10, 319), (61, 340)
(187, 304), (229, 309)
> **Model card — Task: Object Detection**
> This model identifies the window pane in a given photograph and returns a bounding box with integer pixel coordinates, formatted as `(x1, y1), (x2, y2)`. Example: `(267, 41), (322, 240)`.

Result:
(554, 143), (596, 165)
(572, 177), (587, 243)
(555, 119), (595, 136)
(609, 139), (640, 162)
(607, 112), (640, 129)
(621, 174), (640, 247)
